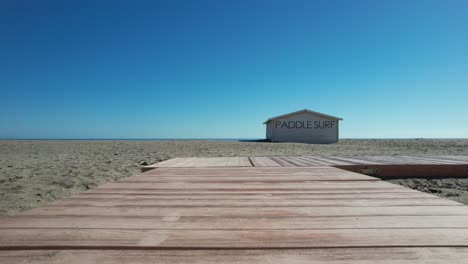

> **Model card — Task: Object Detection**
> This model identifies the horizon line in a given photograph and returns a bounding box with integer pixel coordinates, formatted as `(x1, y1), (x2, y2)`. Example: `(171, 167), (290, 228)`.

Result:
(1, 138), (467, 141)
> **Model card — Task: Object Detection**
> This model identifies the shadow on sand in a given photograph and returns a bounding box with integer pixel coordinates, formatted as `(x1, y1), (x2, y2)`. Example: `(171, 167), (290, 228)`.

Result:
(238, 139), (271, 143)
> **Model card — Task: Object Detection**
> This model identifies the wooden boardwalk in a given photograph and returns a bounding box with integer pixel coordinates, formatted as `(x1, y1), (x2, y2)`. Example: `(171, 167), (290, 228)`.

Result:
(144, 155), (468, 178)
(1, 157), (468, 263)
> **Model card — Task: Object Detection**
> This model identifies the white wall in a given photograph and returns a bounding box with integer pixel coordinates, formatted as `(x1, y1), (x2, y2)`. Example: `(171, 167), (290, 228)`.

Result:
(267, 112), (339, 144)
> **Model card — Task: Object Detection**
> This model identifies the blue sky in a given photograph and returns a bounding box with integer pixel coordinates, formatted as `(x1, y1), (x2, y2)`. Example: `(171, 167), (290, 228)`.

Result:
(1, 0), (467, 139)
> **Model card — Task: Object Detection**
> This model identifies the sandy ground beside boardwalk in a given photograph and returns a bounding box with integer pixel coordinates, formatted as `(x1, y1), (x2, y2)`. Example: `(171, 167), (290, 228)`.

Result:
(1, 139), (468, 215)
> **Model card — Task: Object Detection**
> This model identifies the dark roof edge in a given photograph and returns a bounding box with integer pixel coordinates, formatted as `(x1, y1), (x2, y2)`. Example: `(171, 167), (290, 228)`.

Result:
(263, 109), (343, 124)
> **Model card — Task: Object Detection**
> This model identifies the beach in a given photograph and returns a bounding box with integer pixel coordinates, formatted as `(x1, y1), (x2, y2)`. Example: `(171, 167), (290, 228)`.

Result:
(1, 139), (468, 215)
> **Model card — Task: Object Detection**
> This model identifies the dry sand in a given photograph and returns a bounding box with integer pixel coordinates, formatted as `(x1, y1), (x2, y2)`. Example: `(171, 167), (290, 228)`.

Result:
(1, 139), (468, 215)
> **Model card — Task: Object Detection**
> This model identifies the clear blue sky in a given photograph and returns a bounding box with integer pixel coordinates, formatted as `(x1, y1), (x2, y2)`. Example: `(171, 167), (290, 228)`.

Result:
(1, 0), (467, 139)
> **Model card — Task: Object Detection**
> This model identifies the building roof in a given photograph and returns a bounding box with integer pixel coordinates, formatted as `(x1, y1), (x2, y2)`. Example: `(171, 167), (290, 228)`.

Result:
(263, 109), (343, 124)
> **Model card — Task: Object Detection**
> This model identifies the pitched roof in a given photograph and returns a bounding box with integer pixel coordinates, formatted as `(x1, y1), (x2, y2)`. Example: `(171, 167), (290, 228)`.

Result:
(263, 109), (343, 124)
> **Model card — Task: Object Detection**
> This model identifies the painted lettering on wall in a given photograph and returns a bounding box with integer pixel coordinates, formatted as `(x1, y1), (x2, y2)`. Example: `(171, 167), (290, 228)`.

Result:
(274, 120), (336, 129)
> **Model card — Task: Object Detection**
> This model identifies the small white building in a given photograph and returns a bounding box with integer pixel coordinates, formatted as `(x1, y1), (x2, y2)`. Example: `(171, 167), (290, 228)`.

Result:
(264, 109), (343, 144)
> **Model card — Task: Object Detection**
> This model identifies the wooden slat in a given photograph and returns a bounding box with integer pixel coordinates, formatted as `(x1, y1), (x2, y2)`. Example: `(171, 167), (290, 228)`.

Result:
(325, 156), (384, 165)
(268, 156), (298, 166)
(4, 162), (468, 263)
(142, 167), (346, 175)
(2, 248), (468, 264)
(3, 215), (468, 230)
(400, 156), (466, 165)
(314, 156), (357, 165)
(84, 188), (423, 194)
(283, 156), (317, 166)
(299, 156), (350, 166)
(337, 164), (468, 178)
(147, 156), (468, 169)
(96, 182), (408, 189)
(117, 175), (379, 182)
(148, 157), (252, 168)
(77, 192), (435, 199)
(21, 205), (468, 217)
(361, 156), (425, 165)
(49, 197), (460, 207)
(248, 157), (281, 167)
(2, 228), (468, 249)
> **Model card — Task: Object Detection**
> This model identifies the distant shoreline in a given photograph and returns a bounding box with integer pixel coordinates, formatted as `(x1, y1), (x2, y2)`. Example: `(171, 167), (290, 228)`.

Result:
(2, 138), (468, 141)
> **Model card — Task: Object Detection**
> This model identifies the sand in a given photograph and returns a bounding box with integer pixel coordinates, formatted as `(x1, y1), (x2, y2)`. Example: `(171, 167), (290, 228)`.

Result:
(1, 139), (468, 215)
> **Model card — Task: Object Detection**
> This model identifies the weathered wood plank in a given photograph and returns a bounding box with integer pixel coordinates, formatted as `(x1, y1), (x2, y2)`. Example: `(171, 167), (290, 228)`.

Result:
(49, 197), (460, 207)
(226, 157), (252, 167)
(360, 156), (424, 165)
(3, 248), (468, 264)
(324, 156), (384, 165)
(118, 175), (379, 182)
(5, 164), (468, 263)
(20, 205), (468, 218)
(2, 229), (468, 249)
(283, 156), (317, 166)
(400, 156), (467, 165)
(85, 189), (423, 194)
(249, 157), (282, 167)
(97, 180), (409, 190)
(76, 192), (435, 199)
(268, 156), (298, 166)
(148, 157), (253, 168)
(147, 156), (468, 169)
(299, 156), (351, 166)
(3, 215), (468, 230)
(142, 167), (350, 176)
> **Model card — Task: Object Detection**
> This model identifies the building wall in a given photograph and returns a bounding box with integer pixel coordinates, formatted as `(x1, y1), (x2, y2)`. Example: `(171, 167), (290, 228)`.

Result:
(267, 112), (339, 144)
(266, 123), (273, 140)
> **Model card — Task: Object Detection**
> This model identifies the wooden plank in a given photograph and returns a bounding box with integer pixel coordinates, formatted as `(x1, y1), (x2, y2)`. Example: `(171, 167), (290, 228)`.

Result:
(325, 156), (384, 165)
(2, 248), (468, 264)
(5, 164), (468, 263)
(280, 157), (314, 166)
(95, 180), (414, 190)
(361, 156), (427, 165)
(142, 167), (347, 176)
(284, 157), (318, 166)
(226, 157), (252, 167)
(337, 164), (468, 178)
(117, 175), (379, 182)
(21, 205), (468, 218)
(49, 197), (460, 207)
(148, 156), (468, 169)
(76, 192), (435, 199)
(299, 156), (351, 166)
(297, 156), (334, 165)
(84, 188), (423, 194)
(148, 157), (253, 168)
(3, 215), (468, 230)
(2, 228), (468, 249)
(135, 173), (377, 178)
(269, 156), (298, 167)
(201, 157), (252, 167)
(249, 157), (281, 167)
(140, 167), (377, 176)
(401, 156), (467, 165)
(314, 156), (356, 165)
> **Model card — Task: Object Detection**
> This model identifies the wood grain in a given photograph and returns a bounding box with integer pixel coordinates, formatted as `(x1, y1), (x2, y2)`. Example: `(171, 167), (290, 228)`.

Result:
(3, 162), (468, 263)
